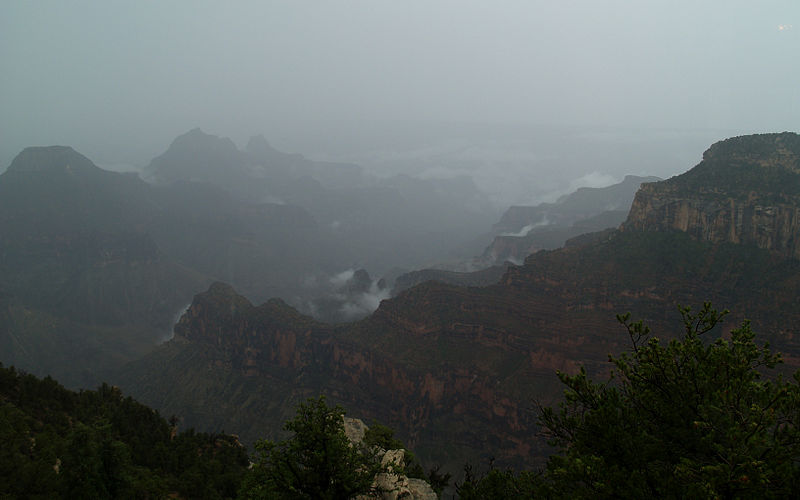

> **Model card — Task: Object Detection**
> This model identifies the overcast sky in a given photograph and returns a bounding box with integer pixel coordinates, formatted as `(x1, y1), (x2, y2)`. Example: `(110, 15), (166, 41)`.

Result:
(1, 1), (798, 166)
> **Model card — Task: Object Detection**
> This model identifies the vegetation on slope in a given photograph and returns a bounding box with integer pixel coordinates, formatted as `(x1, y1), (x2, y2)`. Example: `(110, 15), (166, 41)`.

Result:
(240, 396), (385, 499)
(5, 302), (800, 498)
(458, 303), (800, 498)
(663, 132), (800, 200)
(0, 364), (249, 499)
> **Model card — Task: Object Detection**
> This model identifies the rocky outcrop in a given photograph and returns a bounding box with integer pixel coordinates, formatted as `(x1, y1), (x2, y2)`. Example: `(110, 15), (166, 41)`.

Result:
(344, 417), (438, 500)
(624, 132), (800, 260)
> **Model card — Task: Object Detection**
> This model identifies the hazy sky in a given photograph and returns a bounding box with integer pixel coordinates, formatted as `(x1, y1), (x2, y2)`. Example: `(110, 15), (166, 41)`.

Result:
(1, 1), (798, 166)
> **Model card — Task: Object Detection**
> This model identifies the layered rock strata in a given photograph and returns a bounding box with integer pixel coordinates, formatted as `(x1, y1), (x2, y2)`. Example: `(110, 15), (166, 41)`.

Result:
(625, 132), (800, 260)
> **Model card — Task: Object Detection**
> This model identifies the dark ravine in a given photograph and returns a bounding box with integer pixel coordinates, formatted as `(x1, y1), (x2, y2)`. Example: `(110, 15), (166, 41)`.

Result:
(116, 132), (800, 474)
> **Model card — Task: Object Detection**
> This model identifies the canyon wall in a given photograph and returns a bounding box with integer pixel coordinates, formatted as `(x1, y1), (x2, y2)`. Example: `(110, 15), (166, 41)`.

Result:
(624, 132), (800, 260)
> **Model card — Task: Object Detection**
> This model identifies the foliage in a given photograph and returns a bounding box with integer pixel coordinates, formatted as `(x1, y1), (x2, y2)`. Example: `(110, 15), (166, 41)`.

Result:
(363, 421), (429, 481)
(668, 132), (800, 200)
(537, 303), (800, 498)
(455, 461), (541, 499)
(239, 396), (384, 499)
(0, 363), (249, 499)
(364, 421), (405, 451)
(426, 464), (452, 497)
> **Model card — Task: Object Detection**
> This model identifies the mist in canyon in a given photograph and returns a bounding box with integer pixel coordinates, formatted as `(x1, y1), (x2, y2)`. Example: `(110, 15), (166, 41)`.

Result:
(1, 0), (797, 337)
(4, 4), (800, 490)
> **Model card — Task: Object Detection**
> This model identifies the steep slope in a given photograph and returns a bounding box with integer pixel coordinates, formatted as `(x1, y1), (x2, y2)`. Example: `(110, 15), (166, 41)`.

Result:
(116, 133), (800, 473)
(0, 363), (249, 498)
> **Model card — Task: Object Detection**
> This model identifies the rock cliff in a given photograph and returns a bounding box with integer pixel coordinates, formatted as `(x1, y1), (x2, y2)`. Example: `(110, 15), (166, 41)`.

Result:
(624, 132), (800, 260)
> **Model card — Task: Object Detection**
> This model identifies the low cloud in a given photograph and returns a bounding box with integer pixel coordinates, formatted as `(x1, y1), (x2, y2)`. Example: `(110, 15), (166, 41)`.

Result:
(339, 281), (391, 320)
(329, 269), (356, 286)
(158, 302), (192, 343)
(501, 216), (550, 237)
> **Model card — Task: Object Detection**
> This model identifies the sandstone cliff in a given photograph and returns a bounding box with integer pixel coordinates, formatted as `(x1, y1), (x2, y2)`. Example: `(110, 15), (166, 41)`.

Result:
(624, 132), (800, 260)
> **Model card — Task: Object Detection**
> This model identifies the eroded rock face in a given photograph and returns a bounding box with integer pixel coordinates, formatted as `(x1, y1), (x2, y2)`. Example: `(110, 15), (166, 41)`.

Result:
(173, 282), (539, 466)
(624, 132), (800, 260)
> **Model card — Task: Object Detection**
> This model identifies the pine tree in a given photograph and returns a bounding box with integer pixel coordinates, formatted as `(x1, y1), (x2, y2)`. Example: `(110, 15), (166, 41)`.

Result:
(539, 303), (800, 498)
(239, 396), (383, 499)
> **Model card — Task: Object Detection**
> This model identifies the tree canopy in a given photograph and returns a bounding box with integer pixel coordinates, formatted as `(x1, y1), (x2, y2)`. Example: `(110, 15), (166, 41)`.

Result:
(539, 303), (800, 498)
(459, 303), (800, 498)
(239, 396), (384, 499)
(0, 364), (249, 499)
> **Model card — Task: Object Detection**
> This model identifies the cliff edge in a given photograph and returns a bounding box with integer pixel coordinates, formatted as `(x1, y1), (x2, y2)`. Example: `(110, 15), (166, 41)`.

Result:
(624, 132), (800, 260)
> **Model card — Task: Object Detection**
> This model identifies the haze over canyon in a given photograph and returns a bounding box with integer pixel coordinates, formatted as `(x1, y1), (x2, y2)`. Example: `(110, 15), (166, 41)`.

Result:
(1, 2), (799, 497)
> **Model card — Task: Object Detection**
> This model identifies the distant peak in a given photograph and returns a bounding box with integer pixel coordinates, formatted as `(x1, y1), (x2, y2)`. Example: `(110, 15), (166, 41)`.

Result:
(6, 146), (101, 175)
(199, 282), (255, 311)
(169, 128), (236, 149)
(207, 281), (240, 297)
(152, 128), (239, 162)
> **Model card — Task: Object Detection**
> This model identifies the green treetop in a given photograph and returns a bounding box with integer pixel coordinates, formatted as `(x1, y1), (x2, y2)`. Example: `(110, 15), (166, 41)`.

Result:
(538, 303), (800, 498)
(239, 396), (384, 500)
